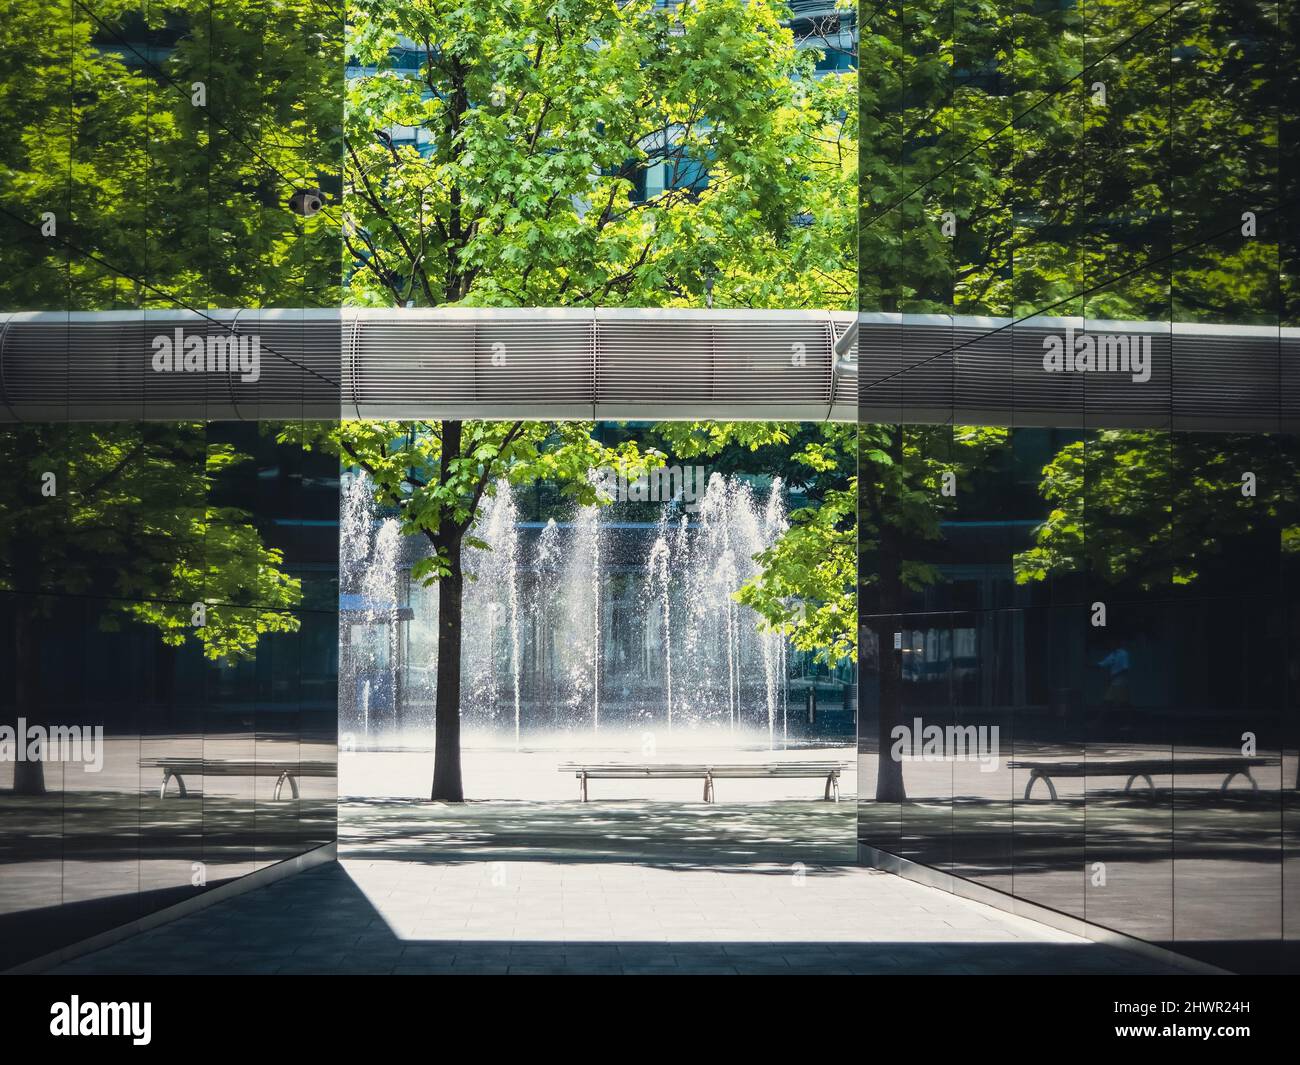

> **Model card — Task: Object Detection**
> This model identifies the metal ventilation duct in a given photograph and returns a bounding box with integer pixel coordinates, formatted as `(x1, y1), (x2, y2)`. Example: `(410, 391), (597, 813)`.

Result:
(0, 308), (857, 424)
(860, 313), (1300, 433)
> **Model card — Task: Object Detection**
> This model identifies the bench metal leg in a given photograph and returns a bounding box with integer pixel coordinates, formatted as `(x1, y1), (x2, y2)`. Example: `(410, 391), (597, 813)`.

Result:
(1220, 769), (1258, 792)
(703, 773), (715, 803)
(1124, 772), (1155, 794)
(160, 770), (187, 799)
(824, 771), (840, 802)
(580, 772), (588, 802)
(1023, 771), (1057, 801)
(273, 770), (299, 801)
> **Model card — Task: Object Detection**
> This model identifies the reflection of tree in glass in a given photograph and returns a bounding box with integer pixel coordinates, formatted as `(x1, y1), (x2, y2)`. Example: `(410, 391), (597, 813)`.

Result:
(1015, 431), (1300, 588)
(0, 424), (303, 794)
(860, 425), (1006, 801)
(0, 0), (341, 309)
(859, 0), (1292, 321)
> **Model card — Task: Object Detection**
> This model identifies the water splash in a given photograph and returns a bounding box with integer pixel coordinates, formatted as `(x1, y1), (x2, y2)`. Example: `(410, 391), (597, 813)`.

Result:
(340, 470), (374, 569)
(340, 467), (401, 740)
(762, 478), (788, 746)
(533, 518), (561, 728)
(463, 480), (523, 747)
(645, 513), (673, 730)
(341, 468), (794, 748)
(561, 504), (603, 732)
(364, 519), (401, 733)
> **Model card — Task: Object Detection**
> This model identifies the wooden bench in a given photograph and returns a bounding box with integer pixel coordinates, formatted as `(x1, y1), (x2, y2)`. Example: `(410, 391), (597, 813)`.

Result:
(559, 761), (849, 803)
(140, 758), (336, 801)
(1007, 757), (1275, 801)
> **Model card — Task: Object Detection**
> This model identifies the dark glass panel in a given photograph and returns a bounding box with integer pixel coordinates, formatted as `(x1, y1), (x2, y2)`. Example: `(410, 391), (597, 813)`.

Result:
(1081, 14), (1172, 305)
(896, 611), (955, 871)
(0, 593), (69, 969)
(951, 606), (1015, 895)
(1011, 601), (1086, 918)
(1083, 599), (1174, 946)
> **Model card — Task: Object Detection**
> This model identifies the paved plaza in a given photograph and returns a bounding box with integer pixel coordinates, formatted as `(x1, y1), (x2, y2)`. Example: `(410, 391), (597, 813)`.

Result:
(48, 785), (1189, 975)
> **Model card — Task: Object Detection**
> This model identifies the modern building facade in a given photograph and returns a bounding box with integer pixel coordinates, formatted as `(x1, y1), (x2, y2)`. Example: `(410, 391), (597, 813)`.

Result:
(0, 1), (345, 970)
(858, 0), (1300, 973)
(7, 0), (1300, 979)
(0, 421), (340, 971)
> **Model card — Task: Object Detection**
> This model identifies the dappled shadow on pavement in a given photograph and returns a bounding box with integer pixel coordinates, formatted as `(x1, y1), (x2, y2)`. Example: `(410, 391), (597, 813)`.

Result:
(339, 797), (857, 870)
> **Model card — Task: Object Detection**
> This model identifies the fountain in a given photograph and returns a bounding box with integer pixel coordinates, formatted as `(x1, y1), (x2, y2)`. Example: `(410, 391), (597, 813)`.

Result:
(643, 474), (788, 744)
(340, 467), (797, 750)
(462, 481), (523, 745)
(644, 513), (673, 729)
(340, 473), (402, 740)
(560, 504), (603, 733)
(533, 518), (562, 727)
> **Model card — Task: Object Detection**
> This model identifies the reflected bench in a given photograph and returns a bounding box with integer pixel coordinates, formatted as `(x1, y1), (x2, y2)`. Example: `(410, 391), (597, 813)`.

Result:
(1007, 757), (1275, 801)
(140, 758), (336, 800)
(559, 761), (849, 803)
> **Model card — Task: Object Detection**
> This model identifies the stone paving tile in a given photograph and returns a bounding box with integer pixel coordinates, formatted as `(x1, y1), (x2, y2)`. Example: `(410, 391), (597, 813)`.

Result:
(49, 840), (1193, 975)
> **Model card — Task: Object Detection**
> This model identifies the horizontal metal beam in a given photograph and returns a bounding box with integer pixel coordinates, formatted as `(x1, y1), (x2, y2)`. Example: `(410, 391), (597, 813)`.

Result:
(9, 305), (1296, 431)
(860, 312), (1300, 433)
(0, 307), (857, 424)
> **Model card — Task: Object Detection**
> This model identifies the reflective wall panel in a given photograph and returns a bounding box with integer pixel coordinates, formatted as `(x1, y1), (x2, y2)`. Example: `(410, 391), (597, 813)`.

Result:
(0, 0), (342, 970)
(860, 0), (1298, 973)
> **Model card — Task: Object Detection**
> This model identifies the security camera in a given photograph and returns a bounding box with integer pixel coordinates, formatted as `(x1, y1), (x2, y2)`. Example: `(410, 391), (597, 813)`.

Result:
(288, 188), (324, 216)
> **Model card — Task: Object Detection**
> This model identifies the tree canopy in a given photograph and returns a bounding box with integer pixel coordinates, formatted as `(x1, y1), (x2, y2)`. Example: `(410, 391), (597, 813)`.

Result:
(0, 424), (303, 660)
(345, 0), (855, 309)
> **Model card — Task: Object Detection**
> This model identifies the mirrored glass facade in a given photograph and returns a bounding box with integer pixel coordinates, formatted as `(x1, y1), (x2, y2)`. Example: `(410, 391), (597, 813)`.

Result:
(859, 0), (1300, 973)
(0, 0), (342, 970)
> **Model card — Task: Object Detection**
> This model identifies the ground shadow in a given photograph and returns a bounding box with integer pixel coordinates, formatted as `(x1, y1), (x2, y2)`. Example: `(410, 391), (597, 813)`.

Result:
(49, 861), (1189, 976)
(340, 796), (858, 871)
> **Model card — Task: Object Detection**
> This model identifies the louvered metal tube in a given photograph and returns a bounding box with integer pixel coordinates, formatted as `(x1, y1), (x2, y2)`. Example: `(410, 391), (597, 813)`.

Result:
(860, 312), (1300, 433)
(0, 307), (857, 424)
(10, 306), (1291, 429)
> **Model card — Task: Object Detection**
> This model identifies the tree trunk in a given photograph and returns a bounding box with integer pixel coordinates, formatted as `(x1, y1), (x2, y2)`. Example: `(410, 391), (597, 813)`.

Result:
(9, 523), (45, 796)
(11, 597), (45, 796)
(873, 430), (907, 803)
(430, 544), (465, 802)
(871, 587), (906, 802)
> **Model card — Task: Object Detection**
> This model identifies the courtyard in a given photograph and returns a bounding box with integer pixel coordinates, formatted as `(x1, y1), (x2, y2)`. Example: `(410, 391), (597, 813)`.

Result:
(43, 749), (1189, 976)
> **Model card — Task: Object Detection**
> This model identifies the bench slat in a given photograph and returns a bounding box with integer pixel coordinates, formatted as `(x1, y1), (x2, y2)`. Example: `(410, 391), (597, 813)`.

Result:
(559, 762), (848, 779)
(1007, 757), (1273, 777)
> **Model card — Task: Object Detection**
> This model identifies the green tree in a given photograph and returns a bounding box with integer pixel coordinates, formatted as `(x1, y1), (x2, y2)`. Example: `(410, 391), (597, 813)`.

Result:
(0, 423), (304, 794)
(0, 0), (341, 310)
(296, 420), (658, 801)
(344, 0), (855, 309)
(860, 0), (1293, 322)
(0, 0), (338, 794)
(736, 426), (857, 663)
(336, 0), (857, 798)
(1012, 428), (1300, 787)
(1014, 431), (1300, 589)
